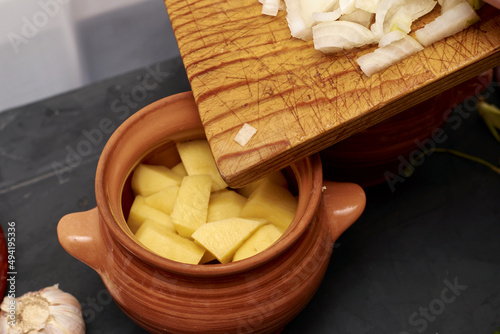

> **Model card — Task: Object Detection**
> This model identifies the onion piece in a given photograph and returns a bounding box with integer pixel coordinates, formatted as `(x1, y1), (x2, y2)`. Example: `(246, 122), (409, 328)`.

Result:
(312, 8), (342, 23)
(284, 0), (339, 40)
(378, 29), (407, 46)
(372, 0), (437, 37)
(357, 33), (423, 76)
(261, 0), (282, 16)
(355, 0), (382, 13)
(234, 123), (258, 147)
(439, 0), (466, 12)
(313, 20), (378, 53)
(339, 8), (374, 28)
(414, 1), (479, 47)
(340, 0), (357, 14)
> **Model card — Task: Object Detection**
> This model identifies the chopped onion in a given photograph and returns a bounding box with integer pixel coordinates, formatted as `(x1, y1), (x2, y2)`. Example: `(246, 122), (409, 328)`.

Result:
(378, 29), (407, 46)
(313, 20), (378, 53)
(284, 0), (339, 40)
(357, 33), (423, 76)
(340, 0), (357, 14)
(414, 1), (479, 46)
(372, 0), (436, 37)
(439, 0), (466, 12)
(234, 123), (258, 147)
(258, 0), (481, 77)
(261, 0), (282, 16)
(355, 0), (382, 13)
(312, 8), (342, 23)
(339, 8), (374, 28)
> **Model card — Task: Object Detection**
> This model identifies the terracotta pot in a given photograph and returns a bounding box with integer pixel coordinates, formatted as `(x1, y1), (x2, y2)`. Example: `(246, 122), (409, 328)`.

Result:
(57, 92), (365, 333)
(321, 70), (494, 187)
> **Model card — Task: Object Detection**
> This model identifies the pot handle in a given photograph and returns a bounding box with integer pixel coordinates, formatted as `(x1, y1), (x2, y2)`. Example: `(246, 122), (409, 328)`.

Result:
(319, 181), (366, 242)
(57, 207), (104, 272)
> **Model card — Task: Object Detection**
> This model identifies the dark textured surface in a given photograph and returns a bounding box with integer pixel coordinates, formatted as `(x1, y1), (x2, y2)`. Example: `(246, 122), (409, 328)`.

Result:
(0, 56), (499, 334)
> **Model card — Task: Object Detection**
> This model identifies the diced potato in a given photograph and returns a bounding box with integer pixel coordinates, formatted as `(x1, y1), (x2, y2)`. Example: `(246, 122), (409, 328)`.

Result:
(171, 162), (188, 177)
(237, 170), (288, 197)
(135, 220), (205, 264)
(144, 186), (180, 215)
(176, 139), (228, 191)
(199, 251), (217, 264)
(127, 196), (176, 234)
(239, 179), (297, 232)
(207, 189), (247, 222)
(171, 174), (212, 238)
(233, 224), (282, 262)
(191, 217), (265, 263)
(131, 164), (182, 196)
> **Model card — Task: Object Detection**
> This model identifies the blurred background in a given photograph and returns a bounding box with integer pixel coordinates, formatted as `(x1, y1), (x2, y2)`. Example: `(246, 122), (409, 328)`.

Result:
(0, 0), (180, 113)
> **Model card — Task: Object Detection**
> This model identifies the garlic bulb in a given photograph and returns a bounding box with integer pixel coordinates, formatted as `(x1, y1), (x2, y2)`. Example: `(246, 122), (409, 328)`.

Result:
(0, 284), (85, 334)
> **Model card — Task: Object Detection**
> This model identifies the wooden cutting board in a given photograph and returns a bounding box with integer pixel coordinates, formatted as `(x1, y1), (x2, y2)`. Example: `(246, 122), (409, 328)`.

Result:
(163, 0), (500, 188)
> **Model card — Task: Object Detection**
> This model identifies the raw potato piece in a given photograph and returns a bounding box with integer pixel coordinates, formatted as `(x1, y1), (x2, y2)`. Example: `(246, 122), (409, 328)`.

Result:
(144, 186), (179, 215)
(207, 189), (247, 222)
(135, 220), (205, 264)
(192, 218), (265, 263)
(237, 170), (288, 198)
(127, 196), (176, 234)
(131, 164), (182, 196)
(171, 174), (212, 238)
(240, 179), (298, 232)
(233, 224), (283, 262)
(176, 139), (228, 191)
(171, 162), (188, 177)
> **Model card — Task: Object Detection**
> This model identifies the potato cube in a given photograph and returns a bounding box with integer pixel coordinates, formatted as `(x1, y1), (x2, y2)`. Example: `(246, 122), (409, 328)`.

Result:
(127, 196), (175, 234)
(171, 174), (212, 238)
(233, 224), (282, 262)
(135, 220), (205, 264)
(131, 164), (182, 196)
(191, 217), (265, 263)
(207, 189), (247, 222)
(239, 179), (297, 232)
(237, 170), (288, 197)
(171, 162), (188, 177)
(176, 139), (227, 191)
(199, 251), (217, 264)
(144, 186), (179, 215)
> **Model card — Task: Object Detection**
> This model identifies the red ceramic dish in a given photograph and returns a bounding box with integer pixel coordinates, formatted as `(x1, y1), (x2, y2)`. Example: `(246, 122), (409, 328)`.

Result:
(321, 70), (494, 187)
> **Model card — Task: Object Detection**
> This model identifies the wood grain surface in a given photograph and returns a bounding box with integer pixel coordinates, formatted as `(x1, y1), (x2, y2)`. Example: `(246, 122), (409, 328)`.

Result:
(163, 0), (500, 188)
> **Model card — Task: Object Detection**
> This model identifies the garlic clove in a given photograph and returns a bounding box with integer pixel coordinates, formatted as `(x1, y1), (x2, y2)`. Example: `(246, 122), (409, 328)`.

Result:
(0, 284), (85, 334)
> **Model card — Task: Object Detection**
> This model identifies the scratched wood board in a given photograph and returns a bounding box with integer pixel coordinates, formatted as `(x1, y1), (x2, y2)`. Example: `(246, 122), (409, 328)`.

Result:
(163, 0), (500, 188)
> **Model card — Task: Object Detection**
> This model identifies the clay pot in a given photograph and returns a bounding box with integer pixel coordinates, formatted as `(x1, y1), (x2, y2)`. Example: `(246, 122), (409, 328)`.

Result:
(321, 70), (494, 187)
(57, 91), (366, 334)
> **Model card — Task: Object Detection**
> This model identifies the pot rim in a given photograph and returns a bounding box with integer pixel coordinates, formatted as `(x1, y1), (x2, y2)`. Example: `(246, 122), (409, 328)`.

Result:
(95, 91), (325, 277)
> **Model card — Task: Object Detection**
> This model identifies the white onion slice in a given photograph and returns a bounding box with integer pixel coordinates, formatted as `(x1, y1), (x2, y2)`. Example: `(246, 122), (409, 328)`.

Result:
(355, 0), (382, 13)
(313, 20), (378, 53)
(312, 8), (342, 22)
(234, 123), (258, 147)
(378, 29), (407, 47)
(357, 34), (423, 76)
(340, 0), (357, 14)
(414, 1), (479, 47)
(339, 8), (374, 28)
(372, 0), (437, 37)
(284, 0), (339, 40)
(439, 0), (466, 12)
(261, 0), (282, 16)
